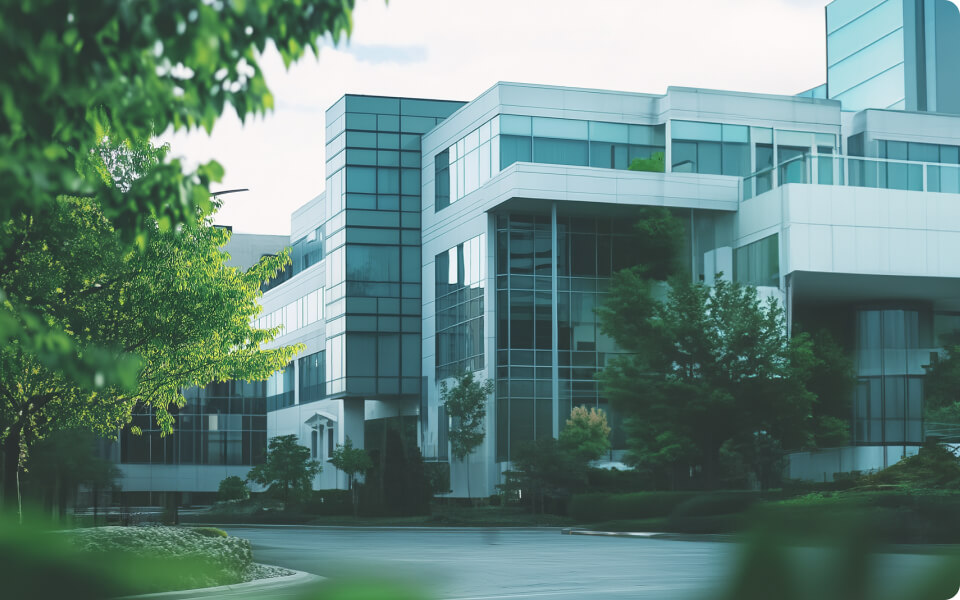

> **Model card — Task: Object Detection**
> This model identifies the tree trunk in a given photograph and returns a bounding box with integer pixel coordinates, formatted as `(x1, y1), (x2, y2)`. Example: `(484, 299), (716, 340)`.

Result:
(2, 427), (22, 515)
(465, 457), (471, 505)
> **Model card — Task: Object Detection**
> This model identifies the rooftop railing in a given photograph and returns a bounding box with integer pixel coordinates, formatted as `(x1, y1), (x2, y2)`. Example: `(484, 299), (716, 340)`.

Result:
(741, 153), (960, 201)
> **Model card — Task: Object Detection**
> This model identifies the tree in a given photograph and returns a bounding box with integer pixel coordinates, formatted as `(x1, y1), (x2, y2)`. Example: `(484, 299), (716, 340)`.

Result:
(559, 406), (612, 462)
(628, 151), (666, 173)
(247, 435), (320, 503)
(440, 371), (494, 503)
(923, 330), (960, 426)
(329, 438), (372, 516)
(0, 0), (357, 399)
(599, 276), (816, 489)
(0, 190), (299, 511)
(217, 476), (249, 502)
(507, 439), (587, 514)
(22, 429), (119, 523)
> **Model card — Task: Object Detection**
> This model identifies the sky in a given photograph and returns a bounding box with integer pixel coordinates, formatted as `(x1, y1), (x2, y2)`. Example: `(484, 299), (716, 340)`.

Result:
(161, 0), (829, 236)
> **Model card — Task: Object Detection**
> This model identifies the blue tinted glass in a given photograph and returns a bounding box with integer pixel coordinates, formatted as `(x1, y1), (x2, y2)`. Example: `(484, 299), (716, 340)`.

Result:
(532, 138), (588, 166)
(346, 167), (376, 193)
(908, 143), (938, 162)
(532, 117), (588, 140)
(833, 63), (905, 110)
(500, 115), (532, 136)
(942, 146), (960, 164)
(721, 124), (749, 143)
(827, 0), (903, 65)
(672, 120), (722, 142)
(377, 114), (400, 131)
(500, 135), (532, 168)
(346, 113), (377, 131)
(377, 169), (399, 194)
(672, 141), (697, 172)
(828, 29), (903, 96)
(588, 121), (628, 143)
(629, 124), (661, 145)
(827, 0), (886, 33)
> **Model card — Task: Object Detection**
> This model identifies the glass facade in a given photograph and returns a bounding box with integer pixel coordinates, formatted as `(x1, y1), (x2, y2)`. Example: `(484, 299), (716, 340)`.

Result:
(120, 381), (267, 466)
(255, 289), (323, 335)
(853, 308), (927, 445)
(298, 350), (326, 405)
(671, 120), (751, 176)
(261, 226), (324, 293)
(324, 95), (463, 398)
(266, 362), (295, 412)
(435, 234), (485, 379)
(734, 234), (780, 287)
(434, 115), (665, 211)
(826, 0), (907, 110)
(494, 213), (655, 460)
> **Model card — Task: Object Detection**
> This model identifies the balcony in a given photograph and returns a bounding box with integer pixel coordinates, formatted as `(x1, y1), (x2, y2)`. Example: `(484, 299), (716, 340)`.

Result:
(742, 154), (960, 201)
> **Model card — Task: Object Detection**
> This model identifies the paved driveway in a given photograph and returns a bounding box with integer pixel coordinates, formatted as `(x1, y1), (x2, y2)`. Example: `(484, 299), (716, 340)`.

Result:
(220, 526), (951, 600)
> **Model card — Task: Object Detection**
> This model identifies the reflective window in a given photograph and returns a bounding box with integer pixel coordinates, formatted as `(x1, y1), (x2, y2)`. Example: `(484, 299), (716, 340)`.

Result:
(266, 362), (295, 411)
(854, 308), (926, 445)
(436, 235), (485, 379)
(733, 234), (779, 287)
(298, 350), (326, 405)
(671, 120), (749, 176)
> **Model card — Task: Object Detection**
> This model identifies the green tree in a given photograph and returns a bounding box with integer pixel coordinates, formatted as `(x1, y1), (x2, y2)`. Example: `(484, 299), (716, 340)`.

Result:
(0, 0), (357, 395)
(628, 151), (666, 173)
(22, 429), (119, 523)
(923, 330), (960, 426)
(0, 191), (298, 510)
(440, 371), (494, 502)
(599, 276), (816, 489)
(559, 406), (612, 461)
(329, 437), (373, 516)
(507, 439), (587, 514)
(217, 476), (249, 502)
(247, 435), (320, 503)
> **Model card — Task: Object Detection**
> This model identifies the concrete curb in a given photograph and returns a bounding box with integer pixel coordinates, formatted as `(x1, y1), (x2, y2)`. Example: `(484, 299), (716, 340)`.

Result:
(561, 528), (665, 538)
(117, 565), (323, 600)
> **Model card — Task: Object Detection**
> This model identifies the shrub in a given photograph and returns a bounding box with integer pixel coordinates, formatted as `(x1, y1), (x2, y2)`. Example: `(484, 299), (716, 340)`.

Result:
(299, 490), (353, 516)
(569, 491), (698, 522)
(217, 476), (250, 502)
(671, 491), (763, 518)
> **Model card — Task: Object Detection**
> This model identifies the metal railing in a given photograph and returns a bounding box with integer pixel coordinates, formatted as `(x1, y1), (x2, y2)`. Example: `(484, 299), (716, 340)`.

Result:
(741, 153), (960, 201)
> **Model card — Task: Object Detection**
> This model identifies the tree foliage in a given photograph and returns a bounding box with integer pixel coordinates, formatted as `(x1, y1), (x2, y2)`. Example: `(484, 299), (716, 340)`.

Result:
(599, 275), (816, 489)
(440, 371), (493, 501)
(0, 0), (357, 391)
(0, 187), (299, 507)
(923, 331), (960, 424)
(504, 439), (588, 514)
(247, 435), (320, 502)
(217, 476), (249, 502)
(559, 406), (612, 462)
(330, 437), (373, 515)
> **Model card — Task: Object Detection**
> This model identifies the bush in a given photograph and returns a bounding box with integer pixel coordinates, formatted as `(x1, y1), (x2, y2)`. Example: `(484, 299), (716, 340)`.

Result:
(299, 490), (353, 516)
(217, 476), (250, 502)
(585, 468), (652, 494)
(570, 491), (698, 522)
(671, 491), (763, 518)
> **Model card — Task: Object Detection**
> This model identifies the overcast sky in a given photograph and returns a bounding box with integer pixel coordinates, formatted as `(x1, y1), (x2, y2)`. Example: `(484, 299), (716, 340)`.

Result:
(161, 0), (829, 236)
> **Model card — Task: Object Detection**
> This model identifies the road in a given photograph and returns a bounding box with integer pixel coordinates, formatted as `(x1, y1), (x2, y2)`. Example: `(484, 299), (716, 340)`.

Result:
(219, 526), (953, 600)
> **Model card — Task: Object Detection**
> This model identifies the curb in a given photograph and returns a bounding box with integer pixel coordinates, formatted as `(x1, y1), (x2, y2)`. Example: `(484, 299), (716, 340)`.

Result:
(117, 565), (323, 600)
(561, 528), (665, 539)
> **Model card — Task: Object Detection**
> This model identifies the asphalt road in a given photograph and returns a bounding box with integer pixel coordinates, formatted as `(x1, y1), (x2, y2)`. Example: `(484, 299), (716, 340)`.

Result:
(219, 526), (954, 600)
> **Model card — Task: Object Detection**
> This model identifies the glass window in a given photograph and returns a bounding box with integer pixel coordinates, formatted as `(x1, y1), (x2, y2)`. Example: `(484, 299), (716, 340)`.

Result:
(500, 115), (532, 136)
(533, 138), (588, 166)
(733, 234), (779, 287)
(532, 117), (588, 140)
(500, 135), (532, 169)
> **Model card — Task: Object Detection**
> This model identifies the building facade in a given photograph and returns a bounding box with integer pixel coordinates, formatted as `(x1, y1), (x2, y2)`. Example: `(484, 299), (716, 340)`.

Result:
(110, 2), (960, 499)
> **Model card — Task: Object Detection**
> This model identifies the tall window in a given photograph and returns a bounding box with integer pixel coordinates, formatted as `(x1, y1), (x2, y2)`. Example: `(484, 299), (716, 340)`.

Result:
(733, 234), (779, 287)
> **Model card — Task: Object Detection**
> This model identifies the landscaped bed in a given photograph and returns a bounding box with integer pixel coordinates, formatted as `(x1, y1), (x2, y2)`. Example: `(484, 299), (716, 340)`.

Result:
(65, 526), (293, 593)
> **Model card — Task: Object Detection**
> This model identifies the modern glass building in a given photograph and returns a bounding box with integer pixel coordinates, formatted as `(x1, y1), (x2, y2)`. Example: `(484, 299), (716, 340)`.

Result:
(823, 0), (960, 112)
(111, 3), (960, 499)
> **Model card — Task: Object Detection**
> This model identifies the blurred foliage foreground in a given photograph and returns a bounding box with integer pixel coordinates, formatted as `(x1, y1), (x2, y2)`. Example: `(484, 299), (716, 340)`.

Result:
(0, 514), (959, 599)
